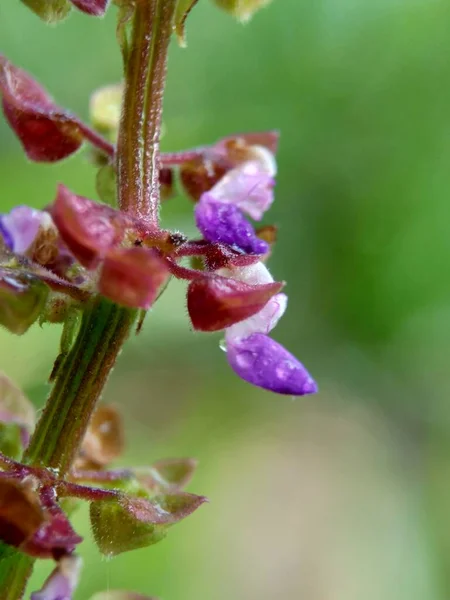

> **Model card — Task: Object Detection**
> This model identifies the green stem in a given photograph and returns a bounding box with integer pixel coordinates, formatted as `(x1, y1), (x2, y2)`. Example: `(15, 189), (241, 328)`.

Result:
(24, 298), (137, 473)
(0, 299), (136, 598)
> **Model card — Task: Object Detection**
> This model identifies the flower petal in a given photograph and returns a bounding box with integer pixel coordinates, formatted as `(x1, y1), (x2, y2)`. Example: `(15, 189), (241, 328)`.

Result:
(31, 555), (82, 600)
(195, 197), (269, 255)
(226, 333), (317, 396)
(0, 206), (52, 254)
(69, 0), (110, 16)
(209, 160), (275, 221)
(226, 292), (287, 340)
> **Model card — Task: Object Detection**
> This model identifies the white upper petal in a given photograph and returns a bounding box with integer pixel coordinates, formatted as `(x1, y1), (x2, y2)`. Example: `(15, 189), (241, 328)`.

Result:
(220, 262), (288, 342)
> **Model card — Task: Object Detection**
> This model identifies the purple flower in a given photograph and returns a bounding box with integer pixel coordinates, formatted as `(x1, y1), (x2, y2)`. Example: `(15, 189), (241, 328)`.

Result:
(0, 206), (53, 254)
(31, 555), (81, 600)
(226, 333), (317, 395)
(195, 198), (269, 254)
(220, 263), (317, 396)
(195, 146), (276, 254)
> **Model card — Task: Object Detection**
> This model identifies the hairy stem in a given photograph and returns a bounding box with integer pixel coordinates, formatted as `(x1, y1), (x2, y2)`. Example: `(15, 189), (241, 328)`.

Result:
(24, 298), (137, 473)
(0, 300), (136, 599)
(116, 0), (176, 222)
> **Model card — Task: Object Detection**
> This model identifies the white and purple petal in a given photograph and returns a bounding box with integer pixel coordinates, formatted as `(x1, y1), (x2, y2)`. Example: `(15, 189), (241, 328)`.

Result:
(31, 555), (81, 600)
(226, 292), (287, 340)
(195, 196), (269, 255)
(226, 332), (317, 396)
(0, 206), (53, 254)
(210, 160), (275, 221)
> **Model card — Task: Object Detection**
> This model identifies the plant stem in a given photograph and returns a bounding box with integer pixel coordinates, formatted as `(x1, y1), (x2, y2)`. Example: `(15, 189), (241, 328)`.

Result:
(117, 0), (176, 223)
(24, 298), (137, 473)
(0, 300), (136, 599)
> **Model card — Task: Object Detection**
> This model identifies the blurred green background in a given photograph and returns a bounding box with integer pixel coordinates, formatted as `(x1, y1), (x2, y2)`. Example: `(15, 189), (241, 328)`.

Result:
(1, 0), (450, 598)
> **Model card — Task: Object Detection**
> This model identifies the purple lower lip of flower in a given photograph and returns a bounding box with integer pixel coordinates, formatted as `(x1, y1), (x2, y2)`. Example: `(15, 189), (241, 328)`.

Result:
(195, 197), (269, 255)
(226, 332), (318, 396)
(0, 217), (13, 250)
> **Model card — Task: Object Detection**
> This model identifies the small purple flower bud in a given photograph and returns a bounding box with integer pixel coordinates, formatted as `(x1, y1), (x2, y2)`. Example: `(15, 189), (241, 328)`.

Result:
(0, 206), (52, 254)
(226, 333), (317, 395)
(31, 555), (82, 600)
(195, 197), (269, 255)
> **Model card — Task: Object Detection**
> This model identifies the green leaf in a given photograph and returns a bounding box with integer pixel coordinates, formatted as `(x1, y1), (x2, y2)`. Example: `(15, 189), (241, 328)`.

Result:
(20, 0), (72, 23)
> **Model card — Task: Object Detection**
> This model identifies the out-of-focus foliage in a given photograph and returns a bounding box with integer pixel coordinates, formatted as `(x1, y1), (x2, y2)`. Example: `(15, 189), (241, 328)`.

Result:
(0, 0), (449, 598)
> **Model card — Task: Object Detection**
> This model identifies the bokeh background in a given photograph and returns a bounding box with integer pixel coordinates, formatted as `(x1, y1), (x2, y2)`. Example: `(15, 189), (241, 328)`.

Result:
(1, 0), (450, 598)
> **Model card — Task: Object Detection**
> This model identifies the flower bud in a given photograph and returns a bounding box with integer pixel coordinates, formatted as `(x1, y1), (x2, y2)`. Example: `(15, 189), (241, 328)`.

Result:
(90, 84), (123, 141)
